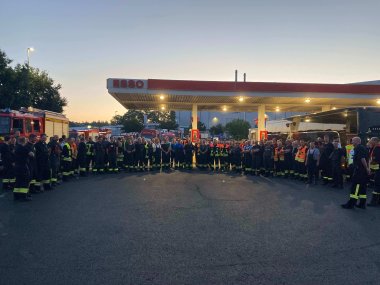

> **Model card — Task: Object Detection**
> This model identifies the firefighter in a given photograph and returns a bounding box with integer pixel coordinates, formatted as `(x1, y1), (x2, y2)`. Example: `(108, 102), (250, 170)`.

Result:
(77, 137), (87, 176)
(242, 140), (252, 174)
(296, 140), (308, 181)
(251, 140), (260, 175)
(208, 139), (218, 171)
(173, 139), (184, 170)
(125, 138), (136, 171)
(231, 141), (242, 172)
(161, 136), (171, 170)
(198, 139), (208, 170)
(133, 137), (144, 171)
(35, 134), (52, 190)
(26, 134), (39, 192)
(368, 137), (380, 207)
(0, 136), (15, 191)
(116, 137), (125, 171)
(85, 137), (95, 172)
(276, 140), (285, 177)
(345, 139), (354, 181)
(13, 137), (33, 201)
(220, 141), (229, 172)
(320, 135), (334, 185)
(70, 138), (78, 176)
(283, 140), (293, 178)
(263, 140), (274, 176)
(341, 137), (370, 209)
(305, 141), (320, 185)
(291, 140), (299, 179)
(145, 140), (154, 171)
(195, 142), (201, 169)
(330, 138), (346, 189)
(48, 135), (61, 186)
(102, 137), (111, 171)
(152, 137), (161, 170)
(61, 137), (72, 180)
(107, 137), (118, 173)
(93, 136), (105, 173)
(184, 139), (194, 170)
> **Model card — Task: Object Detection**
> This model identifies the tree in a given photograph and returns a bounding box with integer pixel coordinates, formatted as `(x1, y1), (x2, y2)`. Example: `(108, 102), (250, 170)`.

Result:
(0, 49), (67, 112)
(111, 110), (144, 132)
(146, 110), (178, 130)
(209, 124), (224, 136)
(225, 119), (250, 140)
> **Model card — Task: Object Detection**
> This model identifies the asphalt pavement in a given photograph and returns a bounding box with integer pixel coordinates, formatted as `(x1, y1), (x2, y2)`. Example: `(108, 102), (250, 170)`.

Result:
(0, 171), (379, 285)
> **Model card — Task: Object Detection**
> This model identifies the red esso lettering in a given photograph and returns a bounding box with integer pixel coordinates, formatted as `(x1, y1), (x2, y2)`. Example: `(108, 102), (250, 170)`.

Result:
(128, 80), (136, 88)
(136, 80), (144, 89)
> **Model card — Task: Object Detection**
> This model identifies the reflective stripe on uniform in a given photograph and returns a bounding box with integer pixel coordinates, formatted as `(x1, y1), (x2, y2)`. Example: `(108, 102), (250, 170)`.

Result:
(13, 188), (29, 193)
(350, 184), (360, 200)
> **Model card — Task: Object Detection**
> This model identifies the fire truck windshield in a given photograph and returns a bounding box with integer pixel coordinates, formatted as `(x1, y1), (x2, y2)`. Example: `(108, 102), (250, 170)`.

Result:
(0, 116), (10, 135)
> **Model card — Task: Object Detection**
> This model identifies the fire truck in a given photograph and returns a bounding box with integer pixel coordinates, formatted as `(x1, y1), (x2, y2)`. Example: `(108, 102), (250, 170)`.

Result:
(0, 107), (69, 138)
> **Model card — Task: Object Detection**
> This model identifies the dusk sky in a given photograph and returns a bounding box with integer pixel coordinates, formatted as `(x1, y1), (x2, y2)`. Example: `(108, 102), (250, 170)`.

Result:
(1, 0), (379, 121)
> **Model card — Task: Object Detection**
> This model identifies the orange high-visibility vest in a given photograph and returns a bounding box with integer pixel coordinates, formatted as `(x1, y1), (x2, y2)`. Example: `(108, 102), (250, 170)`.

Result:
(278, 147), (285, 161)
(296, 146), (307, 163)
(274, 148), (279, 162)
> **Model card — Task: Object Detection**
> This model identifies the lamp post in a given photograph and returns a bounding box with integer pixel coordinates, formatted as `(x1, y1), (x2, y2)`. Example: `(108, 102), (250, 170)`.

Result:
(27, 47), (34, 66)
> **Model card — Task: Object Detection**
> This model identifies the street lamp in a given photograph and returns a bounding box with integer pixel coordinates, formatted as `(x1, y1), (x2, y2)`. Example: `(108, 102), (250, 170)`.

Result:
(27, 47), (34, 66)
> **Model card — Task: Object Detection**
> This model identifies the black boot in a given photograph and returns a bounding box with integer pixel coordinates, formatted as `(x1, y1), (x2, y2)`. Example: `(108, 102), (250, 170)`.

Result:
(341, 198), (356, 209)
(356, 198), (366, 209)
(367, 193), (379, 207)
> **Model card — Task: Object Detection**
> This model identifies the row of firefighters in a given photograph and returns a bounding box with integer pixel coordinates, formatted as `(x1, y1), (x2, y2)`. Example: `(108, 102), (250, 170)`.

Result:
(0, 133), (379, 208)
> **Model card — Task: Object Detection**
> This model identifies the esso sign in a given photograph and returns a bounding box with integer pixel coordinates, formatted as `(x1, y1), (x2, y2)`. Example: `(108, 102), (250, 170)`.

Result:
(112, 79), (146, 89)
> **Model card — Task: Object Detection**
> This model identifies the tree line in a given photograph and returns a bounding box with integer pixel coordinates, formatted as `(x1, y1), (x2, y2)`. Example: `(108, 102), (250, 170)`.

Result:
(0, 49), (67, 113)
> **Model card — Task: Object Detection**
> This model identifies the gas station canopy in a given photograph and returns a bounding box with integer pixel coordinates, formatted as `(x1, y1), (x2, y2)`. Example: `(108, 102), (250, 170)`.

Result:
(107, 78), (380, 112)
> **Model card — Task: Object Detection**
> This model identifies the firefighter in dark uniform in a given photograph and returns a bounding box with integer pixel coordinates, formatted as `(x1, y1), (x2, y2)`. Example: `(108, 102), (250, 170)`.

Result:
(220, 142), (229, 172)
(342, 137), (370, 209)
(231, 141), (242, 172)
(1, 136), (15, 191)
(209, 139), (219, 171)
(283, 140), (293, 178)
(161, 137), (171, 171)
(263, 140), (274, 176)
(291, 140), (299, 178)
(195, 142), (200, 168)
(330, 138), (346, 188)
(135, 137), (144, 171)
(116, 138), (125, 171)
(61, 137), (72, 180)
(85, 137), (95, 172)
(276, 140), (285, 177)
(35, 134), (51, 190)
(48, 135), (61, 186)
(320, 135), (334, 184)
(13, 137), (33, 201)
(26, 134), (39, 192)
(125, 138), (136, 171)
(152, 137), (161, 171)
(198, 139), (208, 170)
(368, 137), (380, 207)
(251, 141), (260, 175)
(242, 141), (252, 174)
(107, 137), (118, 173)
(184, 139), (194, 170)
(145, 140), (154, 171)
(94, 136), (105, 173)
(77, 137), (87, 176)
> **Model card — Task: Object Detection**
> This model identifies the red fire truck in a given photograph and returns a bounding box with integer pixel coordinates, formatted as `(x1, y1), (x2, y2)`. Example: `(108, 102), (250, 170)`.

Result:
(0, 107), (69, 138)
